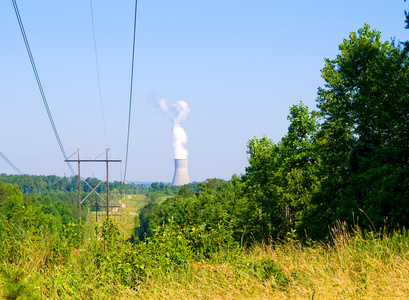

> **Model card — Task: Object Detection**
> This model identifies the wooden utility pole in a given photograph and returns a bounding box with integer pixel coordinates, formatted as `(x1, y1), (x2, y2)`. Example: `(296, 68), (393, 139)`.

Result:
(106, 149), (109, 218)
(78, 149), (81, 222)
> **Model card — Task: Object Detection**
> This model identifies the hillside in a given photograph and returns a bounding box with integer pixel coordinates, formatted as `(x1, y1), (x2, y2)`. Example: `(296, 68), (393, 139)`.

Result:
(1, 180), (409, 299)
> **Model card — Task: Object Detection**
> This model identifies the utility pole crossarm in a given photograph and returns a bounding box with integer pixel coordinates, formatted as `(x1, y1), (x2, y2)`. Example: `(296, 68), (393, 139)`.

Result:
(64, 159), (121, 162)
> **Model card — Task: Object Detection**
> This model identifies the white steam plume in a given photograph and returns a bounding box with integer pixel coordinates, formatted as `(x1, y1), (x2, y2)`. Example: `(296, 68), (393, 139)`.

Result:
(158, 98), (168, 112)
(158, 99), (190, 159)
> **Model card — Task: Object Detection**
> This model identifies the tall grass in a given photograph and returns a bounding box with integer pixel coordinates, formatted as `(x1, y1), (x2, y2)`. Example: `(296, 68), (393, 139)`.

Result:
(2, 221), (409, 299)
(135, 225), (409, 299)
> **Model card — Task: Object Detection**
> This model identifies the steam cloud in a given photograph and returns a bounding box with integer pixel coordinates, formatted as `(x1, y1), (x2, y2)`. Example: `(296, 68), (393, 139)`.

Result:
(158, 98), (190, 159)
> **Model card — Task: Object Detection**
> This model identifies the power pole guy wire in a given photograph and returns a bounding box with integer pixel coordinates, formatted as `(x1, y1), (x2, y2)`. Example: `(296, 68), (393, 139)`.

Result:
(11, 0), (75, 175)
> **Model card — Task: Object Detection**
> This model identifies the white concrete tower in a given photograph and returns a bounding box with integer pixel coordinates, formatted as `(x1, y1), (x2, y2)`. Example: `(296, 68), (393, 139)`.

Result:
(172, 158), (190, 186)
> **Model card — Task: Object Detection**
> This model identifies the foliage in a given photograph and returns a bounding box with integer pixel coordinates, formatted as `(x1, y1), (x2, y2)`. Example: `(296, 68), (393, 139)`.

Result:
(148, 182), (179, 195)
(3, 208), (409, 299)
(0, 173), (144, 197)
(0, 264), (42, 300)
(136, 176), (257, 244)
(302, 24), (409, 238)
(0, 182), (76, 240)
(2, 176), (409, 299)
(245, 101), (320, 239)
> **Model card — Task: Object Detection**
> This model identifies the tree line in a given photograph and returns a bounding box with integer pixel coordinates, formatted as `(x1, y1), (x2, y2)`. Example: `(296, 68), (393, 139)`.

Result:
(0, 173), (148, 195)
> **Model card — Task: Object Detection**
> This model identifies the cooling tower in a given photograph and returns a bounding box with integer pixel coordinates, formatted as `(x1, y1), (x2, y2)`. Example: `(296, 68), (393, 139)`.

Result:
(172, 159), (190, 186)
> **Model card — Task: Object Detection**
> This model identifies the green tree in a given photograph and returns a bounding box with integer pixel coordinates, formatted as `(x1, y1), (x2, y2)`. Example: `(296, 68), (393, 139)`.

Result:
(246, 102), (319, 239)
(279, 102), (320, 231)
(304, 24), (409, 237)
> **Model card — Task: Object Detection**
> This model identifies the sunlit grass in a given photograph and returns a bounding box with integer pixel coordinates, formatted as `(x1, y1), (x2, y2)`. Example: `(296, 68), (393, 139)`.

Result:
(136, 231), (409, 299)
(2, 216), (409, 299)
(83, 194), (146, 241)
(115, 194), (147, 240)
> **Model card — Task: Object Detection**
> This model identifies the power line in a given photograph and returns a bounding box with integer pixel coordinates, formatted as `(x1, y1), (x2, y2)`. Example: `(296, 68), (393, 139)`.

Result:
(11, 0), (75, 176)
(124, 0), (138, 182)
(89, 0), (109, 147)
(0, 151), (24, 175)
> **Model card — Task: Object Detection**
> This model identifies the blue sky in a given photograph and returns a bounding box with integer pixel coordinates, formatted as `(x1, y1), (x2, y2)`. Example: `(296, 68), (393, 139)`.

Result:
(0, 1), (408, 183)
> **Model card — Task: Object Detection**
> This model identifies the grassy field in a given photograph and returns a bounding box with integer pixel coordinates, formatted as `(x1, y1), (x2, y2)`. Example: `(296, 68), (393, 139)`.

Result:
(114, 194), (147, 239)
(2, 196), (409, 299)
(35, 228), (409, 299)
(59, 218), (409, 298)
(135, 231), (409, 299)
(84, 194), (147, 241)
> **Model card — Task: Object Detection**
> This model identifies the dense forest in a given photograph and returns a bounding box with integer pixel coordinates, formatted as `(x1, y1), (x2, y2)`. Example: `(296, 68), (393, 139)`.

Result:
(1, 24), (409, 298)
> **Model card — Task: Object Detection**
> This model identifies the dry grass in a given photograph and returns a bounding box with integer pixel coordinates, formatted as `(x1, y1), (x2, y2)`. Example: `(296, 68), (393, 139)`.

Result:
(115, 194), (147, 239)
(3, 219), (409, 299)
(135, 232), (409, 299)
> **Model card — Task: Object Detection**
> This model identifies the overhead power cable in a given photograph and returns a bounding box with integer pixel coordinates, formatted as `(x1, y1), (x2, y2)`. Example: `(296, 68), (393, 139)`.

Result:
(89, 0), (109, 147)
(11, 0), (75, 176)
(124, 0), (138, 182)
(0, 151), (24, 175)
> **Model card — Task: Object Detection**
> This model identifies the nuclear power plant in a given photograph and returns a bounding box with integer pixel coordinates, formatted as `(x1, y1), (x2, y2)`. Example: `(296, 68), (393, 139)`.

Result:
(158, 99), (191, 186)
(172, 158), (190, 186)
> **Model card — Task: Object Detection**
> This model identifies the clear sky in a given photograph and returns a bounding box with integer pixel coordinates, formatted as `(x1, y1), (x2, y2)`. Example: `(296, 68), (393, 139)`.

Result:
(0, 1), (408, 183)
